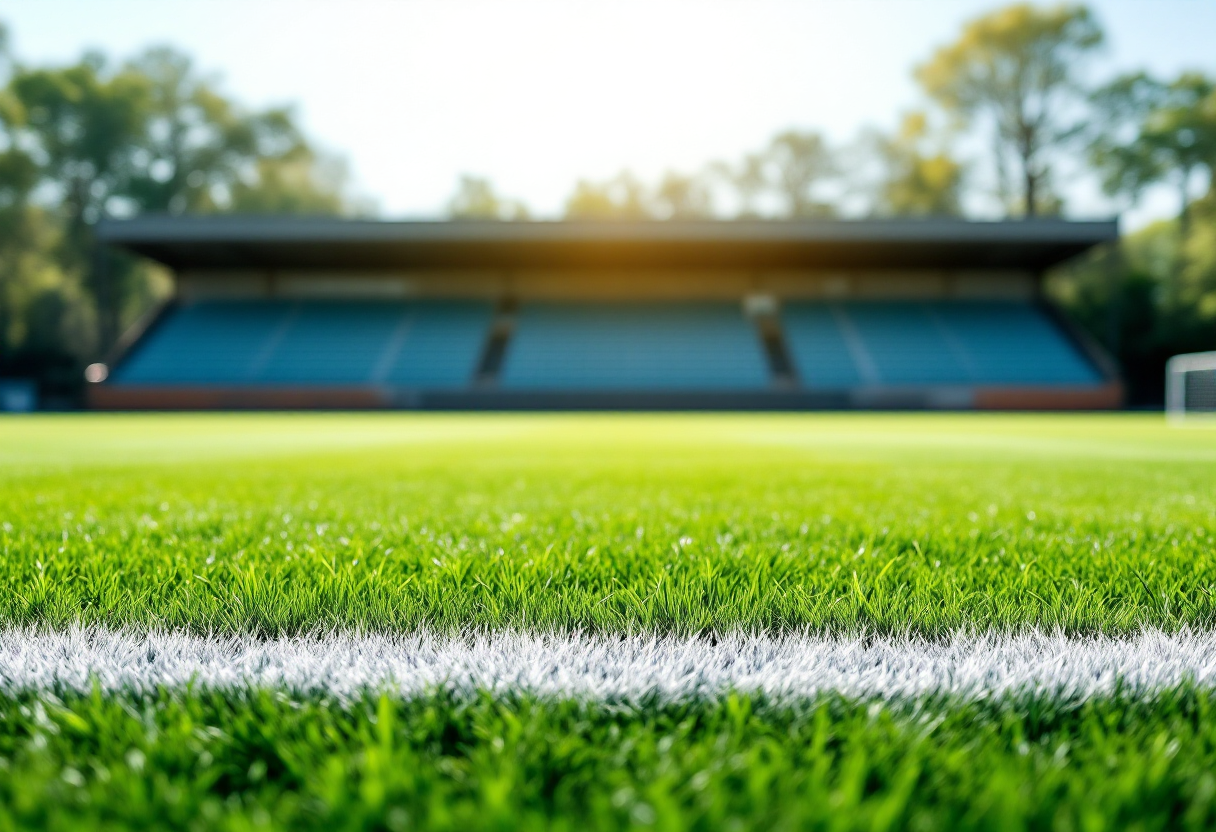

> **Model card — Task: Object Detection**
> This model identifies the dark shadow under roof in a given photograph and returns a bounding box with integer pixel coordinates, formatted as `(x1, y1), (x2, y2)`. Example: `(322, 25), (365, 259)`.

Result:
(98, 216), (1119, 272)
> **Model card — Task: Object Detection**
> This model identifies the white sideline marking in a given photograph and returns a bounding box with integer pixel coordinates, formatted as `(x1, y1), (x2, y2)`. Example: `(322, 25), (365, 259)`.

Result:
(3, 628), (1216, 701)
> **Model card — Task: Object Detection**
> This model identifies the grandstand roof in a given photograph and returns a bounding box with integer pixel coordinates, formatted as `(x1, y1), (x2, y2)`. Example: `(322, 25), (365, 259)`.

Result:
(98, 216), (1118, 272)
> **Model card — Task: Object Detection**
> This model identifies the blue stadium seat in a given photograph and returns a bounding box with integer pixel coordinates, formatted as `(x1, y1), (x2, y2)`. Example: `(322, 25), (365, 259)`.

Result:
(378, 302), (496, 387)
(930, 301), (1101, 384)
(254, 302), (404, 383)
(115, 301), (295, 384)
(113, 299), (493, 388)
(780, 304), (865, 388)
(781, 301), (1101, 388)
(845, 302), (971, 384)
(114, 297), (1101, 394)
(500, 302), (771, 390)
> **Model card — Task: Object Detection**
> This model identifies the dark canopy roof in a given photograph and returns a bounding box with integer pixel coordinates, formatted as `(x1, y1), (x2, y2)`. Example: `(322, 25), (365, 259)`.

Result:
(98, 216), (1118, 272)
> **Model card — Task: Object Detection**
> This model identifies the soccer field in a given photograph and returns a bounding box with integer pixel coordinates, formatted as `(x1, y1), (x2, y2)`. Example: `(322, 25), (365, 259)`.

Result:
(2, 413), (1216, 829)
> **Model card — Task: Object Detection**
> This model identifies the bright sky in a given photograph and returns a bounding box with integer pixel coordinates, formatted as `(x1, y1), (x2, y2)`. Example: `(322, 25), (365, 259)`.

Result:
(3, 0), (1214, 226)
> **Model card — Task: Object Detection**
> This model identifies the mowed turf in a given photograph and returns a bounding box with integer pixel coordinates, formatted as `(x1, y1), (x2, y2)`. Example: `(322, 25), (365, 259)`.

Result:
(0, 412), (1214, 635)
(4, 412), (1216, 831)
(7, 688), (1216, 831)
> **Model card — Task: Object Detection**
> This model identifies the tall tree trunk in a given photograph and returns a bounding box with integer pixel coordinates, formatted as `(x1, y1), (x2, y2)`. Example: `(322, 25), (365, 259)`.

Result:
(1023, 156), (1037, 218)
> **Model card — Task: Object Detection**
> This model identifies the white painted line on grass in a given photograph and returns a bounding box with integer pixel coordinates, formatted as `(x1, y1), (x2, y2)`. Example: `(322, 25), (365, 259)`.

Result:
(3, 627), (1216, 701)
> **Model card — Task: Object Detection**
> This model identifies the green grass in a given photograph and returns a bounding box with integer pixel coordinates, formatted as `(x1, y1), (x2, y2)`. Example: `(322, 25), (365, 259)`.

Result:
(4, 687), (1216, 831)
(1, 413), (1214, 635)
(5, 412), (1216, 831)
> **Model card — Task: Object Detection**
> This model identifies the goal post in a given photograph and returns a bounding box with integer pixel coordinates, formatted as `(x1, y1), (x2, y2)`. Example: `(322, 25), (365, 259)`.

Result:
(1166, 351), (1216, 423)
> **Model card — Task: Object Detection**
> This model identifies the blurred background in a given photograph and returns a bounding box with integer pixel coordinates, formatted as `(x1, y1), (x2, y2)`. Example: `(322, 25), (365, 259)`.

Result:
(0, 0), (1213, 408)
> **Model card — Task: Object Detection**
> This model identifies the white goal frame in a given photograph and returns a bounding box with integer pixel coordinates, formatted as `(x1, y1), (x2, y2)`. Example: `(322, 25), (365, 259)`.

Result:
(1166, 351), (1216, 423)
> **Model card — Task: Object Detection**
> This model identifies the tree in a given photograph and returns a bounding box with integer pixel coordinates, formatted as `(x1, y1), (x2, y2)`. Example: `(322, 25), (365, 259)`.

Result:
(1047, 216), (1216, 404)
(714, 153), (768, 218)
(0, 154), (68, 369)
(705, 135), (837, 219)
(121, 48), (348, 217)
(446, 174), (529, 220)
(1183, 195), (1216, 318)
(871, 112), (965, 216)
(651, 171), (714, 219)
(227, 145), (348, 215)
(6, 55), (151, 235)
(1090, 71), (1216, 237)
(2, 55), (151, 348)
(765, 130), (836, 218)
(563, 171), (652, 219)
(916, 3), (1103, 217)
(0, 33), (357, 389)
(0, 103), (91, 390)
(1089, 71), (1216, 313)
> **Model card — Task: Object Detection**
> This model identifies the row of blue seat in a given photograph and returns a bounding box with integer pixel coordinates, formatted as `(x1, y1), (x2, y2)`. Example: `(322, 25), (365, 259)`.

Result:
(113, 299), (1102, 389)
(784, 301), (1100, 387)
(501, 303), (770, 389)
(116, 301), (493, 388)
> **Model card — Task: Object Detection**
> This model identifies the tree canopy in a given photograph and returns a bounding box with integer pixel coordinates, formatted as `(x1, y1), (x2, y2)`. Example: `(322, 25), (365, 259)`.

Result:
(447, 175), (529, 220)
(1090, 71), (1216, 232)
(916, 3), (1102, 217)
(870, 112), (965, 217)
(0, 41), (356, 398)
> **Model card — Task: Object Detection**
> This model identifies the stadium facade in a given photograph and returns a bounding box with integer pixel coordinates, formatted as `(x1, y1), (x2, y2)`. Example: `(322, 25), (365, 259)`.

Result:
(91, 216), (1121, 410)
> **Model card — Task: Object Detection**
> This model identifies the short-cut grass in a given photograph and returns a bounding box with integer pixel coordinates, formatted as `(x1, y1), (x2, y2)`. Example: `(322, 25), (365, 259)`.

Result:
(1, 413), (1214, 635)
(6, 687), (1216, 832)
(4, 412), (1216, 830)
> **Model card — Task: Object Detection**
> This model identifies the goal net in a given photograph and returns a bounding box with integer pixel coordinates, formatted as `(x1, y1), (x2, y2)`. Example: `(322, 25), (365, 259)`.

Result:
(1166, 351), (1216, 423)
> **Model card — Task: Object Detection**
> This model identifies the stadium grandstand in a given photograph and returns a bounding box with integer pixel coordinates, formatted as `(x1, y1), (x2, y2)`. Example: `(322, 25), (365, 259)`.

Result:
(91, 217), (1121, 410)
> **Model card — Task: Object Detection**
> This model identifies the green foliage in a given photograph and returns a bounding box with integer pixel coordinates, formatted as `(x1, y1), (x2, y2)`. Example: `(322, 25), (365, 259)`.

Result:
(713, 153), (768, 218)
(651, 171), (714, 220)
(564, 171), (656, 220)
(0, 40), (354, 387)
(559, 130), (836, 221)
(1090, 72), (1216, 230)
(447, 175), (530, 221)
(562, 170), (715, 221)
(0, 205), (94, 402)
(1049, 61), (1216, 404)
(121, 48), (345, 218)
(916, 3), (1102, 217)
(7, 57), (151, 231)
(1, 413), (1215, 636)
(1184, 195), (1216, 317)
(2, 48), (350, 225)
(1087, 70), (1216, 329)
(871, 112), (965, 217)
(3, 686), (1216, 830)
(764, 130), (837, 219)
(228, 151), (347, 217)
(1048, 204), (1216, 403)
